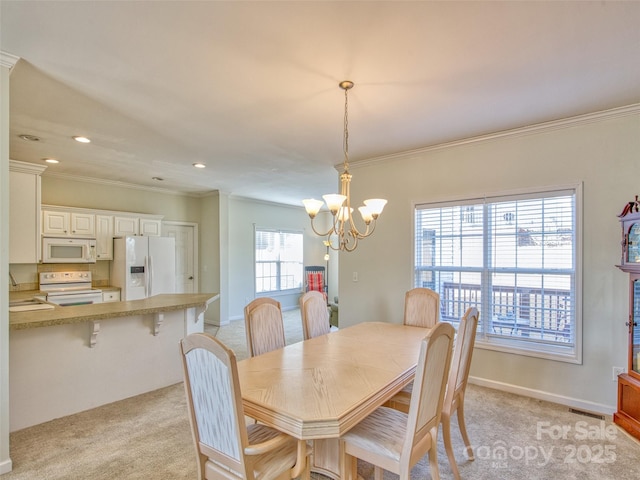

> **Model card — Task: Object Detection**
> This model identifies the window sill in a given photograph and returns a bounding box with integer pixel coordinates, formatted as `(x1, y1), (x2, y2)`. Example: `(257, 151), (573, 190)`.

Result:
(475, 338), (581, 364)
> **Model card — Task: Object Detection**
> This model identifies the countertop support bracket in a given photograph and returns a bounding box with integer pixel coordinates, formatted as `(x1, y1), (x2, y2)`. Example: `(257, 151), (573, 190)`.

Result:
(89, 321), (100, 348)
(195, 304), (207, 322)
(153, 312), (164, 336)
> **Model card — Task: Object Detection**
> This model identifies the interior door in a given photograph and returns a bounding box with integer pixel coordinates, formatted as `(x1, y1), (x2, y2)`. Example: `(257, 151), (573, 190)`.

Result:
(162, 222), (196, 293)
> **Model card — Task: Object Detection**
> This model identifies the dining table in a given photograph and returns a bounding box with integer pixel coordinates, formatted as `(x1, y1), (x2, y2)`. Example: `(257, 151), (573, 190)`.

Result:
(237, 321), (429, 479)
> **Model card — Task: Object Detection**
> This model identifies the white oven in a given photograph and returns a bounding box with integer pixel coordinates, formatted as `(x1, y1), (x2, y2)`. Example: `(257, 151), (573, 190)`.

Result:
(42, 237), (97, 264)
(39, 271), (103, 306)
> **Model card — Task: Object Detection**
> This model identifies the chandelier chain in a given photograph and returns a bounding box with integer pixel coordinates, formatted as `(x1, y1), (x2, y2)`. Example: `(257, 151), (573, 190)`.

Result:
(343, 85), (349, 169)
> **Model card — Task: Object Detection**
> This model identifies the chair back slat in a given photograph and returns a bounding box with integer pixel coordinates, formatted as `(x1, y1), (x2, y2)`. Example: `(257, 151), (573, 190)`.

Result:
(244, 298), (286, 357)
(404, 288), (440, 328)
(447, 307), (479, 406)
(180, 334), (248, 478)
(185, 348), (241, 460)
(300, 291), (330, 340)
(403, 322), (454, 459)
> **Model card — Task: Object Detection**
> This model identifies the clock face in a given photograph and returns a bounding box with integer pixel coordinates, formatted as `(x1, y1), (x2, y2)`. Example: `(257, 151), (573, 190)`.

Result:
(629, 223), (640, 263)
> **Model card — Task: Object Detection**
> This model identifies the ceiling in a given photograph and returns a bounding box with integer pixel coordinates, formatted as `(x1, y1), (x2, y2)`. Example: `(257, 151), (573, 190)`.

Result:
(2, 1), (639, 206)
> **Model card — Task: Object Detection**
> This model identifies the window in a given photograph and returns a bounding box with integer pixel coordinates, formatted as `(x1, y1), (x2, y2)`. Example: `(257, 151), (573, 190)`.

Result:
(255, 229), (303, 294)
(414, 186), (581, 363)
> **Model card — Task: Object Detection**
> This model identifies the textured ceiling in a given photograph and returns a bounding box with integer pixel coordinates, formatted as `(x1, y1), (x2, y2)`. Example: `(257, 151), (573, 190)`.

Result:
(2, 1), (639, 205)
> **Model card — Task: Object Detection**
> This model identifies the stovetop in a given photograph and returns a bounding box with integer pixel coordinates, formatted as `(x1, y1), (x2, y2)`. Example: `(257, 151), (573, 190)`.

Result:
(39, 271), (98, 293)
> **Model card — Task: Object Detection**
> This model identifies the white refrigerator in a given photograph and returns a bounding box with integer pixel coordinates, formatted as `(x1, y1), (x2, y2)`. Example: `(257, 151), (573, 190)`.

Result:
(111, 236), (176, 300)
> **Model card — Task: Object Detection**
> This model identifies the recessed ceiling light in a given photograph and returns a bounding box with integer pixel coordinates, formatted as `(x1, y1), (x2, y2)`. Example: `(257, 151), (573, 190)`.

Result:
(44, 158), (59, 164)
(72, 136), (91, 143)
(19, 134), (40, 142)
(192, 163), (206, 169)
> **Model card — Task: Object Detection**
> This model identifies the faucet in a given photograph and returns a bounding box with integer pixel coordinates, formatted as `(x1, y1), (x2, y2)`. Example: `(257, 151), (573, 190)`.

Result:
(9, 272), (17, 287)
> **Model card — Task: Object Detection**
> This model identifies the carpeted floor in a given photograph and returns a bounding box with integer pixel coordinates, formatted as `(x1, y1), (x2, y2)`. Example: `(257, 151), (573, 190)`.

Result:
(4, 310), (640, 479)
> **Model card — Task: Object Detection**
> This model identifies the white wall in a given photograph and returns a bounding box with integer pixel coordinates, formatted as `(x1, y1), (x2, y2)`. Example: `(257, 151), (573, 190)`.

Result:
(227, 197), (327, 320)
(198, 192), (224, 325)
(339, 107), (640, 413)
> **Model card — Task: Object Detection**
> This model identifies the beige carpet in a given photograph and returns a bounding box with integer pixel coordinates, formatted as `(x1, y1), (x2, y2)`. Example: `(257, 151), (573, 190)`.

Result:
(4, 310), (640, 479)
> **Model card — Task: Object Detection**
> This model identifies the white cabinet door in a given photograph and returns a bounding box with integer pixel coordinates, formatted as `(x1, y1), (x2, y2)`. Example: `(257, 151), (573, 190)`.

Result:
(114, 216), (139, 236)
(42, 210), (70, 236)
(139, 218), (162, 236)
(43, 210), (95, 237)
(70, 212), (95, 236)
(10, 166), (44, 263)
(95, 215), (114, 260)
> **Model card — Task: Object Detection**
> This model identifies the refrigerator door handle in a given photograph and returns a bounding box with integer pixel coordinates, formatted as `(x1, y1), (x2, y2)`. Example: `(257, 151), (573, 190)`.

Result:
(144, 256), (150, 297)
(148, 255), (153, 296)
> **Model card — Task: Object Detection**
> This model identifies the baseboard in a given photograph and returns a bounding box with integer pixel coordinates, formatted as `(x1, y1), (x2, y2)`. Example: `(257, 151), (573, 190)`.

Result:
(0, 458), (13, 474)
(468, 376), (617, 416)
(205, 319), (225, 327)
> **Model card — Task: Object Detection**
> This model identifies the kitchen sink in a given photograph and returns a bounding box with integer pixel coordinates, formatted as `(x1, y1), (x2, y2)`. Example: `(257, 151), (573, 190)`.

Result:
(9, 298), (55, 312)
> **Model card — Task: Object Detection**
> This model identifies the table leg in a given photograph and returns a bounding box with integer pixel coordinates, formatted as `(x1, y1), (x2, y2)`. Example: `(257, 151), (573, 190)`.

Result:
(311, 438), (341, 479)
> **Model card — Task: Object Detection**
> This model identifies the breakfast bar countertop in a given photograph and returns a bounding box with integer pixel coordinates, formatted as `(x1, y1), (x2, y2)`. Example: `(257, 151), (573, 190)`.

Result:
(9, 293), (219, 330)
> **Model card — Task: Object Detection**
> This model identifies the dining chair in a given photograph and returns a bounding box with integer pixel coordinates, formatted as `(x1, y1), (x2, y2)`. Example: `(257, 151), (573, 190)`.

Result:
(180, 333), (310, 480)
(303, 265), (327, 301)
(339, 321), (455, 480)
(441, 306), (479, 479)
(387, 307), (479, 479)
(403, 287), (440, 327)
(299, 290), (331, 340)
(244, 297), (286, 357)
(385, 287), (441, 409)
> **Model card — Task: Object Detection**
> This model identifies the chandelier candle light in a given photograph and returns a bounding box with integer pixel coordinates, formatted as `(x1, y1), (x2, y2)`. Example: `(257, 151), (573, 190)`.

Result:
(303, 81), (387, 252)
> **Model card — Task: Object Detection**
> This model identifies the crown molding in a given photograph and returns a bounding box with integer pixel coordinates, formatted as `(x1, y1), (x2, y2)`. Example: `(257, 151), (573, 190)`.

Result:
(0, 51), (20, 70)
(41, 170), (216, 198)
(9, 159), (47, 175)
(350, 103), (640, 168)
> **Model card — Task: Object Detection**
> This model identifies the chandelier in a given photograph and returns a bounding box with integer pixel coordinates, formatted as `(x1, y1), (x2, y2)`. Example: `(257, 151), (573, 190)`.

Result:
(303, 81), (387, 252)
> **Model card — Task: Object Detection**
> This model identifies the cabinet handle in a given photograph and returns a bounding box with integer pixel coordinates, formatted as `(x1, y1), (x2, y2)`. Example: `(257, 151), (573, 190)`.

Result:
(189, 276), (194, 280)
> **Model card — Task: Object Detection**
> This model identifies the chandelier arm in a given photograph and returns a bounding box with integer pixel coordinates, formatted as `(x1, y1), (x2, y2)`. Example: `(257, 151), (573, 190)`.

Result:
(343, 232), (359, 252)
(308, 216), (337, 238)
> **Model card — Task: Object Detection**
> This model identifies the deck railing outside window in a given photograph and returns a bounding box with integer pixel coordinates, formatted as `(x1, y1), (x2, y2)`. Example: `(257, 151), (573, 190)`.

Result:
(440, 282), (572, 343)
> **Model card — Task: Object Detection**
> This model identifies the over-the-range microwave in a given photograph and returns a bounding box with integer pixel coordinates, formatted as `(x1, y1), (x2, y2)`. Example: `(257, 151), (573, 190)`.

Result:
(42, 237), (97, 263)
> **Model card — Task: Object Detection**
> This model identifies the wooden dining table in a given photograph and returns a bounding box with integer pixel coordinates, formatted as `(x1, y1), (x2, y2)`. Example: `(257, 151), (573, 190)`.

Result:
(237, 321), (429, 479)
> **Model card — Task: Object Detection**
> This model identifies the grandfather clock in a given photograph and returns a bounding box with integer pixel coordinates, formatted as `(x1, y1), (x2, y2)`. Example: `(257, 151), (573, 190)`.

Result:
(614, 197), (640, 440)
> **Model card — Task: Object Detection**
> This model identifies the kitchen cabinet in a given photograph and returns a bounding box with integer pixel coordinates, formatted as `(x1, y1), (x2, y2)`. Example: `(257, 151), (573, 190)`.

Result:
(71, 213), (95, 236)
(114, 215), (162, 237)
(9, 160), (46, 263)
(114, 216), (139, 236)
(42, 210), (95, 237)
(42, 206), (163, 252)
(95, 215), (114, 260)
(102, 290), (120, 302)
(140, 218), (162, 236)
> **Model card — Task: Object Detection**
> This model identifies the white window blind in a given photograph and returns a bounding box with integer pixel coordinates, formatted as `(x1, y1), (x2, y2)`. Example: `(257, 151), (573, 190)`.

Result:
(414, 187), (581, 362)
(255, 229), (303, 294)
